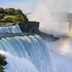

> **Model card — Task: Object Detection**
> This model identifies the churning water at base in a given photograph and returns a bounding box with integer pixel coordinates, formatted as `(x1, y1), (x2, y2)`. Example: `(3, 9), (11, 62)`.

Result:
(0, 35), (55, 72)
(0, 50), (39, 72)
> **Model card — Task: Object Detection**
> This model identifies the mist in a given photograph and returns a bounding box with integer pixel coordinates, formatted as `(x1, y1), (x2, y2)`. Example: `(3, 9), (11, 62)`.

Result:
(28, 0), (72, 36)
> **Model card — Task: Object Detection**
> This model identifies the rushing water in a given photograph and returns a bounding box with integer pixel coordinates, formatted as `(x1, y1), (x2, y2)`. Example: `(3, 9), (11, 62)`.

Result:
(0, 25), (55, 72)
(0, 50), (39, 72)
(0, 35), (55, 72)
(0, 24), (21, 33)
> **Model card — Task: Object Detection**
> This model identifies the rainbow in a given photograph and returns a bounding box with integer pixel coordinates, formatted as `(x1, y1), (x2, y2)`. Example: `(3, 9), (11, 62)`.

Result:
(59, 38), (70, 54)
(59, 22), (72, 55)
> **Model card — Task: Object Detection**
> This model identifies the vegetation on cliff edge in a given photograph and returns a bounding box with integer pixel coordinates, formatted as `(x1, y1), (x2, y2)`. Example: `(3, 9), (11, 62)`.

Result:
(0, 8), (28, 26)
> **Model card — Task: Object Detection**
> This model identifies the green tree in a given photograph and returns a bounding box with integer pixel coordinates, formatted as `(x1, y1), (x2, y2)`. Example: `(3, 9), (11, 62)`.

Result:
(0, 65), (4, 72)
(0, 8), (4, 14)
(15, 9), (28, 21)
(5, 8), (16, 15)
(15, 9), (23, 15)
(0, 54), (7, 72)
(0, 8), (28, 25)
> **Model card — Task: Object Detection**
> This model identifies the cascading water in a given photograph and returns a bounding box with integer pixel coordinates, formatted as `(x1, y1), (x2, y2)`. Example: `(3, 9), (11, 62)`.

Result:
(0, 50), (39, 72)
(0, 25), (55, 72)
(0, 24), (22, 33)
(0, 35), (55, 72)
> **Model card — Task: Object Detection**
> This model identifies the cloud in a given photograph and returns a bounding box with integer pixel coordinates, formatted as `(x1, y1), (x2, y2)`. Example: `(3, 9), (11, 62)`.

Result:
(45, 0), (72, 12)
(28, 0), (71, 34)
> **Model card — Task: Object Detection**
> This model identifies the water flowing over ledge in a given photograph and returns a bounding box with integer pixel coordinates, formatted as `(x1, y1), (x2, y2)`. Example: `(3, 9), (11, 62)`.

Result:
(0, 34), (55, 72)
(0, 23), (56, 72)
(0, 33), (54, 72)
(0, 33), (35, 38)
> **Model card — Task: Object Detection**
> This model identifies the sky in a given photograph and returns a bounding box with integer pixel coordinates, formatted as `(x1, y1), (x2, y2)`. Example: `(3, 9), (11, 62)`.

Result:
(0, 0), (36, 13)
(0, 0), (72, 13)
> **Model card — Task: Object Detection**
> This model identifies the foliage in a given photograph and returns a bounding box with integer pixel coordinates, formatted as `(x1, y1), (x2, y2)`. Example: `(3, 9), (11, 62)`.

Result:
(0, 8), (28, 26)
(0, 65), (4, 72)
(0, 8), (4, 14)
(0, 54), (7, 72)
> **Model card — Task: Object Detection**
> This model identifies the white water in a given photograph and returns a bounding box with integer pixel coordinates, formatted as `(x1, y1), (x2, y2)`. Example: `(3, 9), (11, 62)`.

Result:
(0, 50), (39, 72)
(0, 25), (56, 72)
(0, 24), (21, 33)
(0, 35), (55, 72)
(45, 37), (72, 72)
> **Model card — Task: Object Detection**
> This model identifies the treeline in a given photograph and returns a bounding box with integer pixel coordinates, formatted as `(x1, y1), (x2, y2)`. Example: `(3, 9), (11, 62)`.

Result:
(0, 8), (27, 17)
(0, 8), (28, 26)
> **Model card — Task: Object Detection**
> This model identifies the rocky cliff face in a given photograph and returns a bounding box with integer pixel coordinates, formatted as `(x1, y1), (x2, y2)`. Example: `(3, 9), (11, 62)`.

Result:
(19, 21), (39, 33)
(27, 21), (39, 33)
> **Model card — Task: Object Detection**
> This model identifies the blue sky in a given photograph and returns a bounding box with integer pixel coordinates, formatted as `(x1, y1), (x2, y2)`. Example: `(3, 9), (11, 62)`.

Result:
(0, 0), (36, 13)
(0, 0), (72, 13)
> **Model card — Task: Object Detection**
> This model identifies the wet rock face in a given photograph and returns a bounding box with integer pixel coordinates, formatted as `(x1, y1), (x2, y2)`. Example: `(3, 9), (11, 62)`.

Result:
(27, 21), (39, 33)
(37, 31), (59, 42)
(19, 21), (59, 41)
(19, 21), (39, 33)
(19, 21), (29, 32)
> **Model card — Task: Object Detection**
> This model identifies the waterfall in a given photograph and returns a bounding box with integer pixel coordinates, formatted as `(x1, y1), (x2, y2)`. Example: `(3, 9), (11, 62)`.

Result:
(0, 24), (55, 72)
(0, 35), (55, 72)
(0, 24), (22, 34)
(0, 50), (39, 72)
